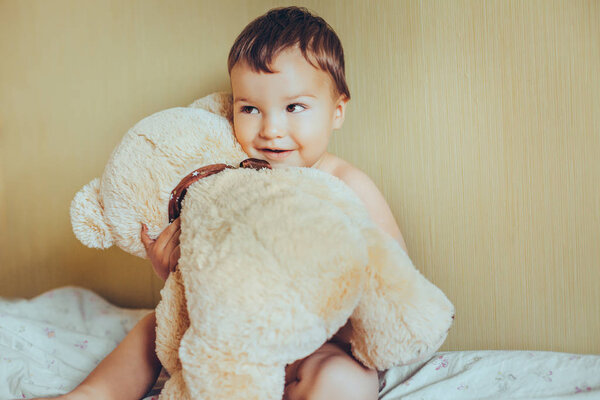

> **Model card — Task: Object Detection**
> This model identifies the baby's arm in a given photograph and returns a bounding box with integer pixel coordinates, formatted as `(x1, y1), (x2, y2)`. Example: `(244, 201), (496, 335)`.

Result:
(338, 166), (409, 252)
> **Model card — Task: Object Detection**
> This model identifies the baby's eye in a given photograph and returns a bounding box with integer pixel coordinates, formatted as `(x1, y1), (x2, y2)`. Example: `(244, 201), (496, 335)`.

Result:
(240, 106), (258, 114)
(287, 104), (305, 113)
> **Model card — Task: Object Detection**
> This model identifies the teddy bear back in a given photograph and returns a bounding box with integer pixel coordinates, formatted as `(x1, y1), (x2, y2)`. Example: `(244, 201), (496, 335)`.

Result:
(175, 167), (374, 357)
(70, 92), (247, 258)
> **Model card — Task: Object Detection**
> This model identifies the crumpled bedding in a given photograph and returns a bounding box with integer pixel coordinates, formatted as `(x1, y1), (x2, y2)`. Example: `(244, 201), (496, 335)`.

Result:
(0, 286), (165, 400)
(1, 286), (599, 400)
(378, 350), (600, 399)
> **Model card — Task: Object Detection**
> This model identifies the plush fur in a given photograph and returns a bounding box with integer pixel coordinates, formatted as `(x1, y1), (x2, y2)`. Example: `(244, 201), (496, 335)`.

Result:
(70, 92), (454, 400)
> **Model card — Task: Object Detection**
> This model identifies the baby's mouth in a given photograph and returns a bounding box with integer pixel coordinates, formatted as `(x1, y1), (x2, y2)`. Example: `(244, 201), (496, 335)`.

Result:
(259, 148), (294, 159)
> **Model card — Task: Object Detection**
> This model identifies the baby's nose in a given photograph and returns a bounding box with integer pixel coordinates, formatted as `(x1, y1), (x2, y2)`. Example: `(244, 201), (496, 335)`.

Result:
(260, 116), (285, 138)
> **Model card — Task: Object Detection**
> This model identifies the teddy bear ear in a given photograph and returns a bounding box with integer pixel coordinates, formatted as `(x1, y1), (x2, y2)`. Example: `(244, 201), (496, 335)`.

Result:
(70, 177), (114, 249)
(188, 91), (233, 122)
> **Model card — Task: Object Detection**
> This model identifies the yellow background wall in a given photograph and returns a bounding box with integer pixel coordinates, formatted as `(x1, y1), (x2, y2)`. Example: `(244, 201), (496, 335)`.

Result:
(1, 0), (598, 353)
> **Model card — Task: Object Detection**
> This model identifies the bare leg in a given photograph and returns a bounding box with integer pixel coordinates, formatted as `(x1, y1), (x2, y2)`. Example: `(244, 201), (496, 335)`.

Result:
(37, 311), (162, 400)
(283, 341), (379, 400)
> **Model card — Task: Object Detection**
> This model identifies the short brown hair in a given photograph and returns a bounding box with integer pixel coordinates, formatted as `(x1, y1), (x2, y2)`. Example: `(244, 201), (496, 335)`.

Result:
(227, 6), (351, 101)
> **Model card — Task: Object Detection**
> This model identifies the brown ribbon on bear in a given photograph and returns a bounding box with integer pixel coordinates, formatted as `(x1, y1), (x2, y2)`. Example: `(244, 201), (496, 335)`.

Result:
(167, 158), (271, 223)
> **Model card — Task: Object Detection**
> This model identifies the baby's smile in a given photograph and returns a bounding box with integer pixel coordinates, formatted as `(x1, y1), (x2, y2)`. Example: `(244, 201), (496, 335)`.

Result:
(259, 148), (295, 160)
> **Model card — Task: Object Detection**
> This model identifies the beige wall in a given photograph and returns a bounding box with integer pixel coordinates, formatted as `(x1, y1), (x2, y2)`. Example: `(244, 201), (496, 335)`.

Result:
(1, 0), (598, 353)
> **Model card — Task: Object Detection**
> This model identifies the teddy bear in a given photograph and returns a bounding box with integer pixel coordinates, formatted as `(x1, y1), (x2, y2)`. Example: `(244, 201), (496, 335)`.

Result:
(70, 92), (454, 400)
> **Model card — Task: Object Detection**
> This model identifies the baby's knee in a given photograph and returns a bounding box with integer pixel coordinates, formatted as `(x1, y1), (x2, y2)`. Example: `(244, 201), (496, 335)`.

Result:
(307, 354), (379, 400)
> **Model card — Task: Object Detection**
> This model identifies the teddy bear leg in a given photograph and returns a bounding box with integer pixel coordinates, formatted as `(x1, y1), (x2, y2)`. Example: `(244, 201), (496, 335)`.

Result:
(348, 228), (454, 370)
(178, 327), (286, 400)
(155, 269), (190, 375)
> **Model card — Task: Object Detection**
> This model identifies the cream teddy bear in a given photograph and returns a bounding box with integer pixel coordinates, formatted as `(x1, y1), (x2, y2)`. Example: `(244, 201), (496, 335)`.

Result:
(70, 92), (454, 400)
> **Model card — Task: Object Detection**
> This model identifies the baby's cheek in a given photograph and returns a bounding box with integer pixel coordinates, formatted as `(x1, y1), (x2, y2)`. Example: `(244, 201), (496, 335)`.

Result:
(235, 137), (253, 157)
(242, 145), (256, 158)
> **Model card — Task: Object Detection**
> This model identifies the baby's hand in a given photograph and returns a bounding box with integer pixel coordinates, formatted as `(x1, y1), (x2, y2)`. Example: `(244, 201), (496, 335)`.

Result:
(141, 218), (181, 281)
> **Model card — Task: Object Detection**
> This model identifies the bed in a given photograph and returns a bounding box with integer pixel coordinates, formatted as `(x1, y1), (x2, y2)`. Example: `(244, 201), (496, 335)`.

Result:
(1, 287), (599, 400)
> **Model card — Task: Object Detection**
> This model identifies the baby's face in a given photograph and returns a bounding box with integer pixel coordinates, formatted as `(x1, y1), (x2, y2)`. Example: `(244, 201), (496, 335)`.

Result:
(230, 45), (347, 169)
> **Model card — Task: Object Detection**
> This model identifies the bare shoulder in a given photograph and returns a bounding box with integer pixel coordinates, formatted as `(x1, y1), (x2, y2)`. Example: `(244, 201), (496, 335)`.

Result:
(331, 157), (389, 213)
(328, 156), (409, 253)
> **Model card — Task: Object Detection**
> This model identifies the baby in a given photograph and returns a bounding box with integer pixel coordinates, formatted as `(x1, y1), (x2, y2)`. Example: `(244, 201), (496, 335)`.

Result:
(46, 6), (409, 400)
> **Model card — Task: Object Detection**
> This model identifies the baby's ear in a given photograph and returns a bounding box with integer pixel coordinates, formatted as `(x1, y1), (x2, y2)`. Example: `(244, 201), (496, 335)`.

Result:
(332, 94), (349, 130)
(70, 177), (114, 249)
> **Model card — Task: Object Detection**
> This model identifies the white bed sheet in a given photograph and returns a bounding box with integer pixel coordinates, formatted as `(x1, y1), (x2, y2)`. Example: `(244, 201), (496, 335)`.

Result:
(378, 350), (600, 399)
(0, 286), (164, 400)
(1, 286), (599, 400)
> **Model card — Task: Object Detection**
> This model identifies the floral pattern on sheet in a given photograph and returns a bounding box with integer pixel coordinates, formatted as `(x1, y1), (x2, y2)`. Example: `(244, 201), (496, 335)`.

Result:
(2, 287), (600, 400)
(495, 370), (517, 392)
(0, 286), (152, 399)
(378, 350), (600, 399)
(432, 355), (449, 370)
(575, 384), (593, 393)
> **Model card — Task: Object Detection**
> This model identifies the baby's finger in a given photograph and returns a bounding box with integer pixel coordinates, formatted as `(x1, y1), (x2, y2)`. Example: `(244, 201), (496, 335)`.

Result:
(172, 227), (181, 244)
(155, 218), (181, 251)
(166, 217), (181, 232)
(140, 223), (155, 250)
(283, 380), (302, 400)
(169, 244), (180, 272)
(159, 227), (180, 256)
